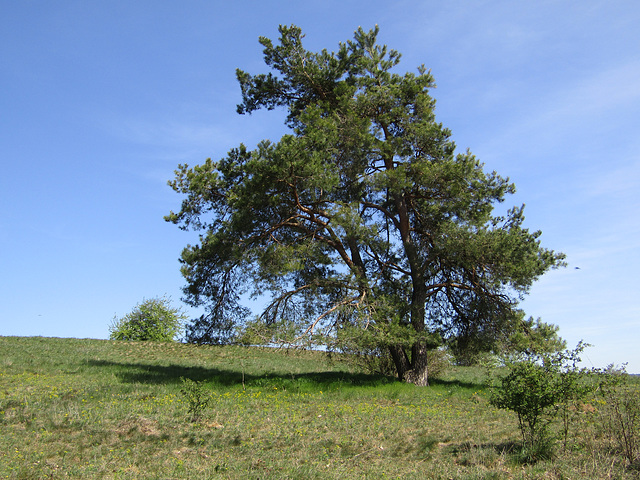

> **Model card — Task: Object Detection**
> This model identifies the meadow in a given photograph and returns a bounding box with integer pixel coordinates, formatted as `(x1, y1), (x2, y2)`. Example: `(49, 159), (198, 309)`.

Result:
(0, 336), (637, 479)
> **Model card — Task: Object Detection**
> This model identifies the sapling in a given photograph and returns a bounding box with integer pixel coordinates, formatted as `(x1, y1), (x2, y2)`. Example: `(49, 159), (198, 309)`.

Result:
(179, 377), (211, 422)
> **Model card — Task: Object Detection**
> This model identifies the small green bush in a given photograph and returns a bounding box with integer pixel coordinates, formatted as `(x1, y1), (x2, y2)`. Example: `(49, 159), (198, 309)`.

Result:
(109, 296), (187, 342)
(179, 377), (212, 422)
(489, 342), (590, 462)
(490, 360), (558, 458)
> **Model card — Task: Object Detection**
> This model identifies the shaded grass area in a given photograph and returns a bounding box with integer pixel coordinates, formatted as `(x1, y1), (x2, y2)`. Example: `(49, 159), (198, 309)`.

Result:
(87, 359), (395, 390)
(0, 336), (636, 479)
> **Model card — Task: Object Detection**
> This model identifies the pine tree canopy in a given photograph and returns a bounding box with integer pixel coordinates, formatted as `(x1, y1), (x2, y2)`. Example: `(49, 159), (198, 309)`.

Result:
(166, 25), (566, 385)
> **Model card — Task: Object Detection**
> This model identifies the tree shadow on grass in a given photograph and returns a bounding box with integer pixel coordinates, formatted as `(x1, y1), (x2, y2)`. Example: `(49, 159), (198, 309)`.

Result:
(428, 377), (487, 390)
(87, 359), (395, 390)
(88, 359), (242, 385)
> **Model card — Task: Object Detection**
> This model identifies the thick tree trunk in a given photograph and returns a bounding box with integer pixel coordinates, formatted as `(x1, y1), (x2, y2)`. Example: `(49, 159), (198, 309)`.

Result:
(404, 341), (429, 386)
(383, 147), (431, 386)
(404, 271), (430, 386)
(388, 342), (429, 386)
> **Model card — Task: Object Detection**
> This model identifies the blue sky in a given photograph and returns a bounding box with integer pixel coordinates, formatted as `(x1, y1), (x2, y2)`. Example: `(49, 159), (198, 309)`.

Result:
(1, 1), (638, 371)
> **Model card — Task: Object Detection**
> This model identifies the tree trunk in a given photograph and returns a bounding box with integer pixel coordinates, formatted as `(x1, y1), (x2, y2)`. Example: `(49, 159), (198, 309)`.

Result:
(404, 271), (430, 386)
(388, 342), (429, 386)
(389, 344), (411, 381)
(381, 140), (433, 386)
(404, 341), (429, 386)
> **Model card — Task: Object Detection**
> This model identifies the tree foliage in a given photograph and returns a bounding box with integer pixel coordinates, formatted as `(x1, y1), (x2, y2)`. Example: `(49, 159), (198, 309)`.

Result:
(109, 296), (187, 342)
(166, 25), (565, 385)
(450, 311), (567, 366)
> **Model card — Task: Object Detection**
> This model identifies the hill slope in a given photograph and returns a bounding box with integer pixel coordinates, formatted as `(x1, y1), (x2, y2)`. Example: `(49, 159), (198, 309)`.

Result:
(0, 336), (635, 478)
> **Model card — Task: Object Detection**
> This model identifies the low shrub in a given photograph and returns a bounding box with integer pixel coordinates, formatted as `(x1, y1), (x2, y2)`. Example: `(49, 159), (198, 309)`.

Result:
(179, 377), (212, 422)
(489, 342), (591, 462)
(109, 296), (187, 342)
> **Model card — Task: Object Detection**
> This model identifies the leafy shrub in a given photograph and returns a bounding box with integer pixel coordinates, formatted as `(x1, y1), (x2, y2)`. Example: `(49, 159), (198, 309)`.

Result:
(489, 343), (590, 461)
(490, 360), (558, 459)
(109, 296), (187, 342)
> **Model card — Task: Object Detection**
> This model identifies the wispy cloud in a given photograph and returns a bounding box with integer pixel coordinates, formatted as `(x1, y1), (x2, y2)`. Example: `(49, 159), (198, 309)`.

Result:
(110, 117), (231, 152)
(540, 60), (640, 120)
(472, 60), (640, 160)
(583, 159), (640, 200)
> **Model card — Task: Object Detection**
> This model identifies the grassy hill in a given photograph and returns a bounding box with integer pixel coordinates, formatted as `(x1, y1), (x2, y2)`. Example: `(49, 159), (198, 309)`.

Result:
(0, 336), (636, 479)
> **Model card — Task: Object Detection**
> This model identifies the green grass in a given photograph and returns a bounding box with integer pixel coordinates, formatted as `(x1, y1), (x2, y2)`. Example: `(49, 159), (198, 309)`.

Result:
(0, 336), (636, 479)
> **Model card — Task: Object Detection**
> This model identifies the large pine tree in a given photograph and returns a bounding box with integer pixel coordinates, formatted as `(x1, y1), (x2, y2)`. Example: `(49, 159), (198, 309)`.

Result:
(166, 26), (565, 385)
